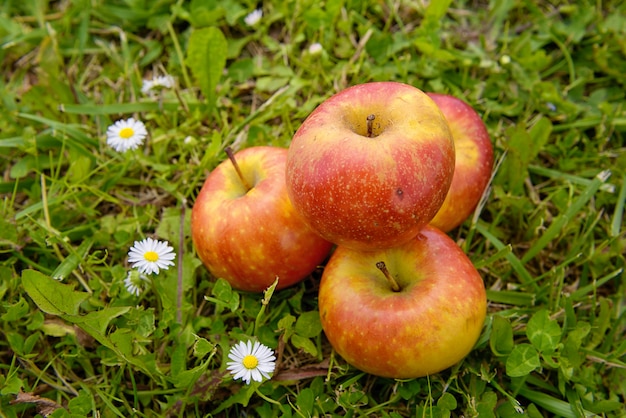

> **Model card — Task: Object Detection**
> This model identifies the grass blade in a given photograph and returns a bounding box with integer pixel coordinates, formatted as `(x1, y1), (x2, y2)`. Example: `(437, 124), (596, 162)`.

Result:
(611, 174), (626, 237)
(521, 170), (611, 264)
(476, 222), (538, 290)
(517, 386), (594, 418)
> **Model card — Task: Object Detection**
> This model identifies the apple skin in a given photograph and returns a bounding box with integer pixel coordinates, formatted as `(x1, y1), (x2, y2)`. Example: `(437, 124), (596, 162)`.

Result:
(318, 225), (486, 379)
(427, 93), (494, 232)
(191, 146), (333, 292)
(286, 82), (455, 251)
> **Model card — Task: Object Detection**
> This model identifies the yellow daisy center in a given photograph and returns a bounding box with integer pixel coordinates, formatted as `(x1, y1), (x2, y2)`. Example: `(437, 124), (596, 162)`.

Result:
(144, 251), (159, 262)
(119, 127), (135, 139)
(242, 355), (259, 369)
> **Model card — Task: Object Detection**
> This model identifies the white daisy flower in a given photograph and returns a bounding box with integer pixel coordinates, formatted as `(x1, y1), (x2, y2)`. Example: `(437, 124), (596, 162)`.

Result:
(244, 9), (262, 26)
(106, 118), (147, 152)
(141, 75), (175, 95)
(226, 340), (276, 384)
(308, 42), (323, 55)
(127, 237), (176, 275)
(124, 270), (150, 296)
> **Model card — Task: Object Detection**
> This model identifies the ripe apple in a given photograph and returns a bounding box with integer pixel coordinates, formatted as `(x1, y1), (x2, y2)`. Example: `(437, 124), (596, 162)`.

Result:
(191, 146), (333, 292)
(318, 225), (486, 378)
(427, 93), (494, 232)
(286, 81), (455, 251)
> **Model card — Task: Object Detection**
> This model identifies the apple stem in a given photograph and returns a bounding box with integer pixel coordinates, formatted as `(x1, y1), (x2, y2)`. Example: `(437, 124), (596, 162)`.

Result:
(225, 146), (252, 191)
(366, 114), (375, 138)
(376, 261), (401, 292)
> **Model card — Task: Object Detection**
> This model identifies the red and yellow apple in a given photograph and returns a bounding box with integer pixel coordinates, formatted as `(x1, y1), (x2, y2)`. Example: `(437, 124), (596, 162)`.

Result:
(427, 93), (493, 232)
(286, 81), (455, 251)
(191, 146), (333, 292)
(318, 225), (486, 378)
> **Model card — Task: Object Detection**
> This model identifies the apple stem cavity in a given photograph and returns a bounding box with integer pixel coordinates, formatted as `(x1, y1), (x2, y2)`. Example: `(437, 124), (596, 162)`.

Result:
(376, 261), (401, 292)
(225, 146), (252, 191)
(366, 114), (376, 138)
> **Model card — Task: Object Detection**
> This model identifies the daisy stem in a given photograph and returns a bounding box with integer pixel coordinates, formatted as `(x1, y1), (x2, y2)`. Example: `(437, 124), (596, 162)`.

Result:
(255, 388), (281, 405)
(225, 146), (252, 191)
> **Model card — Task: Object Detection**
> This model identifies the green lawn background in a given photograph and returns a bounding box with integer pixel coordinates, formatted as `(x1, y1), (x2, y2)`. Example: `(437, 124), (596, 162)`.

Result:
(1, 1), (625, 417)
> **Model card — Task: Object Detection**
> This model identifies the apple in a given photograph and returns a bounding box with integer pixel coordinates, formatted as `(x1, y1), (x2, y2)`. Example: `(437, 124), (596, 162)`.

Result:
(191, 146), (333, 292)
(286, 81), (455, 251)
(318, 225), (486, 379)
(427, 93), (494, 232)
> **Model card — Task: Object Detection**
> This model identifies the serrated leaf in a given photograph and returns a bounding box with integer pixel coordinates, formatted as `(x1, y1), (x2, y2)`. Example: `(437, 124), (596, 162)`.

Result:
(186, 26), (227, 110)
(208, 277), (239, 313)
(506, 343), (540, 377)
(21, 269), (90, 316)
(192, 334), (215, 358)
(72, 307), (131, 337)
(526, 309), (562, 353)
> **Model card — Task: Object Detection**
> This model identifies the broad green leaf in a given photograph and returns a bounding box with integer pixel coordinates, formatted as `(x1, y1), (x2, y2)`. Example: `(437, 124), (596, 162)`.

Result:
(424, 0), (452, 20)
(67, 390), (93, 416)
(41, 321), (75, 337)
(1, 298), (29, 322)
(526, 309), (562, 353)
(186, 26), (227, 110)
(212, 382), (256, 413)
(0, 373), (24, 395)
(108, 329), (134, 358)
(207, 277), (239, 313)
(437, 392), (457, 410)
(527, 117), (553, 161)
(505, 343), (540, 377)
(489, 315), (514, 356)
(277, 314), (296, 342)
(291, 334), (317, 357)
(296, 388), (315, 415)
(0, 217), (19, 248)
(475, 391), (498, 418)
(192, 334), (215, 358)
(72, 307), (131, 337)
(21, 269), (90, 316)
(187, 0), (225, 27)
(173, 361), (210, 389)
(501, 125), (531, 194)
(295, 311), (323, 339)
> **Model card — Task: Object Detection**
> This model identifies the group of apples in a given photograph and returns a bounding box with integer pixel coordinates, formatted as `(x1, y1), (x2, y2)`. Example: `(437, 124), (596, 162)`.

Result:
(191, 81), (493, 378)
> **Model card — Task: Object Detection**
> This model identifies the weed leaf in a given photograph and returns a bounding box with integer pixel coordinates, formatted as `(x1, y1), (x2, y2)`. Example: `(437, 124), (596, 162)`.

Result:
(21, 269), (90, 316)
(186, 26), (227, 110)
(505, 343), (540, 377)
(489, 315), (514, 356)
(527, 309), (562, 353)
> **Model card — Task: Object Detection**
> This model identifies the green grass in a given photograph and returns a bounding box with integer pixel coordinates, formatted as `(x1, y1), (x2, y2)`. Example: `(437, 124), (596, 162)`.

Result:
(1, 0), (625, 416)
